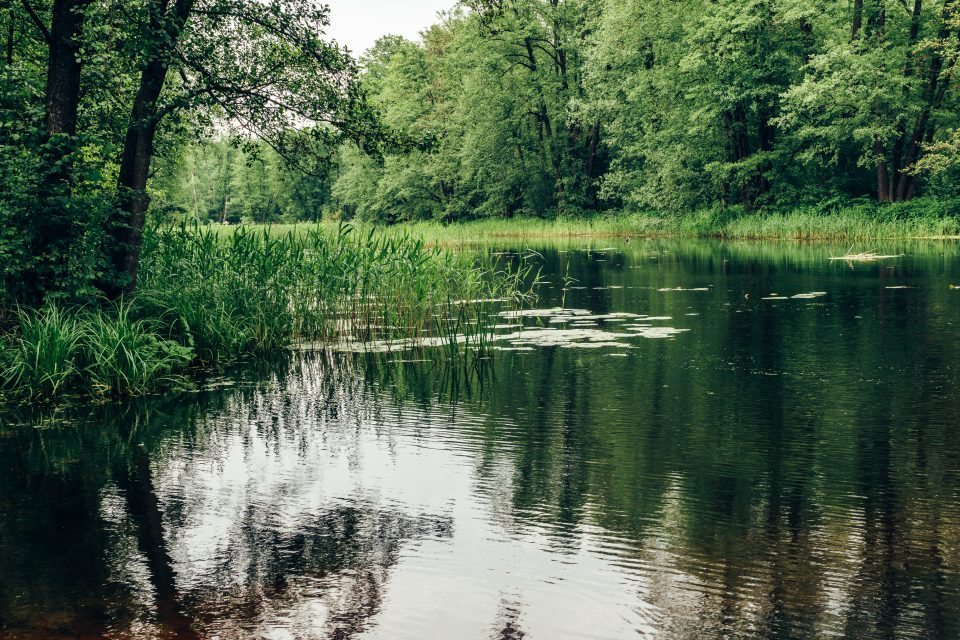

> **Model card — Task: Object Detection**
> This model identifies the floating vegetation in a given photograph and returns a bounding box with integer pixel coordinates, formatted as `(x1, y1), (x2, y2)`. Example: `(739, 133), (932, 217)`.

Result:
(624, 325), (691, 339)
(829, 252), (905, 262)
(762, 291), (827, 301)
(500, 307), (591, 319)
(498, 327), (631, 349)
(659, 287), (711, 292)
(338, 306), (693, 353)
(885, 286), (913, 290)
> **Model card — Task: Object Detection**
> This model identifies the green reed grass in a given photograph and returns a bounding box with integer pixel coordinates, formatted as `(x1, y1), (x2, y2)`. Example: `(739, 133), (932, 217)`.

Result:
(137, 223), (536, 360)
(82, 303), (192, 396)
(1, 303), (191, 399)
(1, 305), (84, 398)
(1, 222), (536, 401)
(253, 198), (957, 245)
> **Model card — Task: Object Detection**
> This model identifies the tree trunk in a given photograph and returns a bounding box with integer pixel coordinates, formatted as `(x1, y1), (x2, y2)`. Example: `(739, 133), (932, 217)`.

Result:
(20, 0), (91, 303)
(875, 140), (890, 202)
(44, 0), (90, 137)
(105, 0), (194, 297)
(5, 7), (13, 66)
(585, 119), (600, 178)
(756, 106), (776, 196)
(893, 0), (954, 201)
(852, 0), (864, 41)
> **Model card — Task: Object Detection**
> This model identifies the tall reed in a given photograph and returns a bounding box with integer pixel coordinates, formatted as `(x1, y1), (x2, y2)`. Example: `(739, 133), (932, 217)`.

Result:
(1, 223), (535, 401)
(136, 222), (536, 362)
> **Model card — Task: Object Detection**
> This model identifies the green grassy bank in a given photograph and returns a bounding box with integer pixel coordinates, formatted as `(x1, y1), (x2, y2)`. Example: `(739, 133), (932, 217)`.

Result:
(392, 201), (960, 244)
(241, 200), (955, 245)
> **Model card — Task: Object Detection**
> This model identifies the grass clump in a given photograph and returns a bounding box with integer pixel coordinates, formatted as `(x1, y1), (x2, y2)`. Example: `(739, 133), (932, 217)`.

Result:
(1, 303), (192, 400)
(1, 305), (85, 399)
(82, 304), (193, 396)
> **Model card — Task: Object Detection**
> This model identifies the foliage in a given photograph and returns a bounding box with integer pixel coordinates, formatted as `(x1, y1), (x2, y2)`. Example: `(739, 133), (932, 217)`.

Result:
(321, 0), (960, 220)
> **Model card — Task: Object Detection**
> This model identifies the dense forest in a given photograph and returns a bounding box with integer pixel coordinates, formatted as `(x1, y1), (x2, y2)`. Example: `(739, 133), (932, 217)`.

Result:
(2, 0), (960, 300)
(155, 0), (960, 224)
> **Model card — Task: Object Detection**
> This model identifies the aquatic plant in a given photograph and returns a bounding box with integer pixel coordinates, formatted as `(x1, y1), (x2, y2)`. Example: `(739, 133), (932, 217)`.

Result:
(1, 305), (85, 398)
(137, 223), (537, 361)
(80, 303), (193, 397)
(0, 223), (537, 401)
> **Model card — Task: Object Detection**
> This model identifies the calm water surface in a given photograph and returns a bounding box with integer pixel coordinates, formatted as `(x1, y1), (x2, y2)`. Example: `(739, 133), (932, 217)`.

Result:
(2, 239), (960, 639)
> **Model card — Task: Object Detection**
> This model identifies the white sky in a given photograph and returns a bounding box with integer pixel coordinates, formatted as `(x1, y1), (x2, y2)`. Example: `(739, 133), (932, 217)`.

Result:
(324, 0), (458, 57)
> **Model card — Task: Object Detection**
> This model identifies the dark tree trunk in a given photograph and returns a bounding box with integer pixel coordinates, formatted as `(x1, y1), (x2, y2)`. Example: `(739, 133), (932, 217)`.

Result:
(44, 0), (90, 137)
(523, 36), (563, 193)
(19, 0), (91, 303)
(892, 0), (954, 201)
(852, 0), (864, 41)
(585, 119), (600, 178)
(728, 106), (753, 204)
(875, 140), (890, 202)
(105, 0), (194, 297)
(5, 7), (13, 66)
(756, 107), (776, 196)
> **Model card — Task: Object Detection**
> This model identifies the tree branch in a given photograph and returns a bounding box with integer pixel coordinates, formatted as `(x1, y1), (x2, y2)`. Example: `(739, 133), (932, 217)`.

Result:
(19, 0), (49, 44)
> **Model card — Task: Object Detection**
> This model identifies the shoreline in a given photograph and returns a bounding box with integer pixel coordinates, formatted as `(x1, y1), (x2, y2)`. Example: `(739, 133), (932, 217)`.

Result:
(251, 203), (960, 244)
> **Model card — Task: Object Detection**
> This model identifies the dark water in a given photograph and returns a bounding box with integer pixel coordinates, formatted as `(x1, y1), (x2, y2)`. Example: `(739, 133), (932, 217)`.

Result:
(2, 239), (960, 639)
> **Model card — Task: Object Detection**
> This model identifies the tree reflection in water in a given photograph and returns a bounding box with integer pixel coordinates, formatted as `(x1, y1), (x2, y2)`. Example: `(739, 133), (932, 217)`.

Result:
(2, 239), (960, 639)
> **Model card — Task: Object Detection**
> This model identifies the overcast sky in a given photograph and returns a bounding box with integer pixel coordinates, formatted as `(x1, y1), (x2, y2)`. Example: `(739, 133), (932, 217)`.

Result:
(324, 0), (457, 57)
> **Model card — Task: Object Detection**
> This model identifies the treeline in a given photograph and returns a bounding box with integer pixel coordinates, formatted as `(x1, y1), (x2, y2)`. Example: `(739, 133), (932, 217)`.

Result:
(152, 142), (336, 223)
(161, 0), (960, 224)
(348, 0), (960, 219)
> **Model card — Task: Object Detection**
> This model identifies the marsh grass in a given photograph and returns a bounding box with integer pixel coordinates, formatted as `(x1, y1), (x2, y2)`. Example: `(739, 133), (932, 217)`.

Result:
(82, 304), (193, 396)
(1, 305), (84, 398)
(261, 199), (957, 245)
(1, 303), (191, 399)
(2, 223), (535, 401)
(139, 222), (535, 356)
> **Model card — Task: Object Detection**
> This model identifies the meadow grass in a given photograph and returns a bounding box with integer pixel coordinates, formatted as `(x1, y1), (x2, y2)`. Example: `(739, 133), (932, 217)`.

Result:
(255, 199), (960, 245)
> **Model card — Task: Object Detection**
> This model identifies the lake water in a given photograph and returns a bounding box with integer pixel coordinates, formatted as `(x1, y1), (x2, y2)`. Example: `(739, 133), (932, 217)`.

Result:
(2, 238), (959, 639)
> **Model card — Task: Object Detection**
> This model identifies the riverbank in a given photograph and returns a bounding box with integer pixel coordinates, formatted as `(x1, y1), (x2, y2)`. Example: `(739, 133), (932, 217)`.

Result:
(392, 201), (960, 244)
